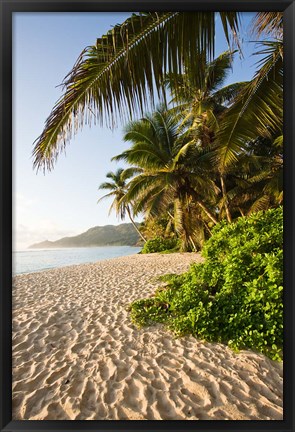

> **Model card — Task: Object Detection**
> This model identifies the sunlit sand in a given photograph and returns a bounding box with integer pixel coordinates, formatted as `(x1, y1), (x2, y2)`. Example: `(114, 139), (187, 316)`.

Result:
(12, 253), (283, 420)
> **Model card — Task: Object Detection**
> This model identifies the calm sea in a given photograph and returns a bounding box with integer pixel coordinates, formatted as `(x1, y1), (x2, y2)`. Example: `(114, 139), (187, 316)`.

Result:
(13, 246), (142, 276)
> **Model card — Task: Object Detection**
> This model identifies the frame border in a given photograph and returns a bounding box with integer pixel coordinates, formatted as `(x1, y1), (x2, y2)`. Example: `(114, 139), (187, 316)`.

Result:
(1, 1), (294, 431)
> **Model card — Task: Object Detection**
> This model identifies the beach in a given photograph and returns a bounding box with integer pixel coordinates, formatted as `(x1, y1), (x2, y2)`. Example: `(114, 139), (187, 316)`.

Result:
(12, 253), (283, 420)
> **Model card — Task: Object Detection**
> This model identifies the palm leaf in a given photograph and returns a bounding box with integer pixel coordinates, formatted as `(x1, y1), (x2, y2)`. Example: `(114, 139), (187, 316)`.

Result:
(97, 190), (116, 203)
(32, 11), (240, 171)
(211, 82), (248, 106)
(120, 166), (143, 181)
(205, 50), (236, 93)
(248, 195), (270, 214)
(251, 12), (283, 38)
(98, 181), (117, 191)
(217, 40), (283, 169)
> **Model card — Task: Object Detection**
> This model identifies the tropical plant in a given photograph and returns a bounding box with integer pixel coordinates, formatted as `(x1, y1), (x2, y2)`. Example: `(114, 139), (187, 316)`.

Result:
(216, 40), (283, 169)
(112, 106), (219, 251)
(251, 11), (283, 39)
(32, 11), (241, 171)
(141, 237), (180, 254)
(165, 50), (246, 145)
(218, 135), (283, 217)
(165, 50), (248, 223)
(139, 215), (176, 241)
(97, 167), (146, 242)
(130, 207), (283, 361)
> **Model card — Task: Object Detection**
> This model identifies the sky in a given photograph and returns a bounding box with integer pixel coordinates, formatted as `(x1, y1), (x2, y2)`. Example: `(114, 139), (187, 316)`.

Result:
(13, 12), (260, 250)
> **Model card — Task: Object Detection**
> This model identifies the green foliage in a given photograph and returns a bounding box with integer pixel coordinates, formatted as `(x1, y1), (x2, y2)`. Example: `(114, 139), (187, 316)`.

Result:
(141, 237), (180, 254)
(140, 216), (175, 241)
(130, 207), (283, 360)
(33, 12), (241, 171)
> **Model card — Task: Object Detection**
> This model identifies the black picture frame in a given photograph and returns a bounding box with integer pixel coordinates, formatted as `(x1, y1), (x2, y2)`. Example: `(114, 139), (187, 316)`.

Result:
(0, 1), (294, 431)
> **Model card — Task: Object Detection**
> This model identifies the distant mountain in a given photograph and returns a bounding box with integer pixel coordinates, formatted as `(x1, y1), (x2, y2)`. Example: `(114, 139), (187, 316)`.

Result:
(29, 223), (141, 249)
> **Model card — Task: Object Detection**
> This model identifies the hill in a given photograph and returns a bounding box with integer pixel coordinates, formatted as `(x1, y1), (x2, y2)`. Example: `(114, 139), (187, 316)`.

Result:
(29, 223), (141, 248)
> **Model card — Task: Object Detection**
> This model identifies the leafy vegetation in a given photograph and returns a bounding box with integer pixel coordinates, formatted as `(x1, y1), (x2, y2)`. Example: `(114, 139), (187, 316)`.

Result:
(32, 12), (283, 360)
(141, 237), (180, 254)
(130, 207), (283, 361)
(112, 105), (220, 251)
(98, 168), (146, 242)
(33, 12), (240, 171)
(34, 11), (283, 253)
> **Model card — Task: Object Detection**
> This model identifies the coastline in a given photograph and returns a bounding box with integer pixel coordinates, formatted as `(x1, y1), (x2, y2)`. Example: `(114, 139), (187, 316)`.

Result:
(12, 253), (283, 420)
(13, 245), (142, 276)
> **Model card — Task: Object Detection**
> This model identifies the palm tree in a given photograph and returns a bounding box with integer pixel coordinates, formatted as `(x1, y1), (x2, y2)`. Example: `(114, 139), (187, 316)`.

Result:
(165, 51), (246, 143)
(165, 50), (247, 223)
(166, 44), (282, 223)
(218, 135), (283, 217)
(112, 106), (219, 251)
(216, 12), (283, 169)
(98, 168), (146, 242)
(32, 11), (241, 171)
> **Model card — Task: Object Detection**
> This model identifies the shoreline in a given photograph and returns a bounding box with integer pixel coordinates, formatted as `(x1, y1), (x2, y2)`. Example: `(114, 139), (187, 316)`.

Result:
(12, 253), (283, 420)
(13, 245), (142, 276)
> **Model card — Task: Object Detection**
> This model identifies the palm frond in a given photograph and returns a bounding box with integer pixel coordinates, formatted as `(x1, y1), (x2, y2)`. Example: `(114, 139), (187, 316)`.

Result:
(113, 143), (169, 168)
(205, 50), (235, 93)
(125, 173), (162, 203)
(143, 190), (171, 217)
(251, 12), (283, 39)
(33, 11), (240, 171)
(106, 168), (124, 178)
(217, 40), (283, 169)
(248, 195), (270, 214)
(120, 166), (143, 181)
(97, 190), (116, 203)
(211, 81), (248, 106)
(98, 181), (117, 191)
(273, 134), (283, 149)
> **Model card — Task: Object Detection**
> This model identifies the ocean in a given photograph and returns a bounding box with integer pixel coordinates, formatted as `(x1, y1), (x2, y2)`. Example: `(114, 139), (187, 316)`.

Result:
(13, 246), (142, 276)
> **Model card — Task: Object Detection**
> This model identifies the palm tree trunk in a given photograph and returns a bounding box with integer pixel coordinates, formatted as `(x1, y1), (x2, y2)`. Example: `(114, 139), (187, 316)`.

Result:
(220, 174), (232, 223)
(204, 222), (212, 235)
(126, 206), (147, 242)
(238, 206), (245, 217)
(196, 200), (218, 225)
(188, 235), (197, 252)
(186, 185), (218, 225)
(185, 186), (218, 225)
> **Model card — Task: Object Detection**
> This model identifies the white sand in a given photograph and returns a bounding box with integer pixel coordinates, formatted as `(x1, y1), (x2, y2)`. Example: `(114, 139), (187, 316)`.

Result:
(12, 253), (283, 420)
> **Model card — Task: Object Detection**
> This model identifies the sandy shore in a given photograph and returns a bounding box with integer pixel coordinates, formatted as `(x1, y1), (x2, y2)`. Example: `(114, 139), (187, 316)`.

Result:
(12, 253), (283, 420)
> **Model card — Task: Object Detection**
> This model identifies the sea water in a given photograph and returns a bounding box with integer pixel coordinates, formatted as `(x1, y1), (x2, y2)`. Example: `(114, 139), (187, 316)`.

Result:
(13, 246), (142, 275)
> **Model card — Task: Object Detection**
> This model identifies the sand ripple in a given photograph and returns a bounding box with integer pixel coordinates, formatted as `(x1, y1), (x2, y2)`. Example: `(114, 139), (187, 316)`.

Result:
(12, 253), (283, 420)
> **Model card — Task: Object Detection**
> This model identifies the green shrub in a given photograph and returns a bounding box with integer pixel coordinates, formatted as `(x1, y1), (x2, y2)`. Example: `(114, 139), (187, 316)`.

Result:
(130, 207), (283, 361)
(141, 236), (180, 253)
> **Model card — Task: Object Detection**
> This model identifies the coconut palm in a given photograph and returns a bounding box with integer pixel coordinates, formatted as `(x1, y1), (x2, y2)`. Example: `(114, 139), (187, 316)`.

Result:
(251, 11), (283, 39)
(166, 44), (282, 222)
(98, 167), (146, 242)
(165, 50), (248, 223)
(218, 135), (283, 217)
(32, 11), (241, 171)
(112, 106), (219, 251)
(165, 50), (247, 144)
(217, 40), (283, 169)
(32, 11), (284, 176)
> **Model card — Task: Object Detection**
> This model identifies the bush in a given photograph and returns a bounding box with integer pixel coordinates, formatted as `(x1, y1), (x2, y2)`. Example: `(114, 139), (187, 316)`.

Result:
(130, 207), (283, 361)
(141, 236), (180, 253)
